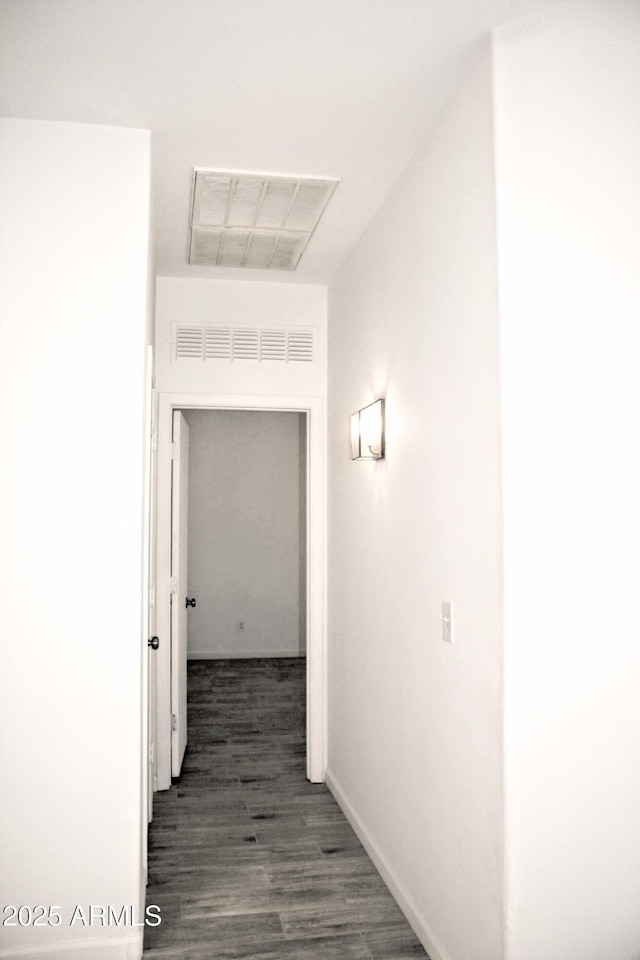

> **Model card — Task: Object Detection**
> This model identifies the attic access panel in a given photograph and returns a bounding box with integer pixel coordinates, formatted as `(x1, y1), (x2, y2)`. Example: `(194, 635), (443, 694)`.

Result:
(188, 170), (339, 271)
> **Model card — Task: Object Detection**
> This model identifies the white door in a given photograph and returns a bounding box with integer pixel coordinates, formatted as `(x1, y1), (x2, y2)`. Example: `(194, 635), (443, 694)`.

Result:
(171, 410), (189, 777)
(143, 349), (156, 826)
(142, 348), (155, 868)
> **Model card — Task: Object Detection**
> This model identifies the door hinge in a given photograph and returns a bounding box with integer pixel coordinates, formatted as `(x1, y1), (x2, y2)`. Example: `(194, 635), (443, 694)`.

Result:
(149, 742), (154, 763)
(171, 442), (179, 461)
(149, 585), (155, 608)
(171, 714), (177, 731)
(151, 431), (157, 452)
(170, 577), (178, 594)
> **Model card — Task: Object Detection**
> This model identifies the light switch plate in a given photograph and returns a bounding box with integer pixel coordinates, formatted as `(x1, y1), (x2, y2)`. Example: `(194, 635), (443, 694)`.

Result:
(442, 601), (453, 644)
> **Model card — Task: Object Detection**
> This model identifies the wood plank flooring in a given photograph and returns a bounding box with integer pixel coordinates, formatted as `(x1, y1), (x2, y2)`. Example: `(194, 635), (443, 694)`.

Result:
(144, 658), (430, 959)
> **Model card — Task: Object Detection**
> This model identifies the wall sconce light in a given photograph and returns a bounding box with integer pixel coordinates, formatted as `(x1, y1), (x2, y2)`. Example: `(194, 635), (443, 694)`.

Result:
(350, 399), (385, 460)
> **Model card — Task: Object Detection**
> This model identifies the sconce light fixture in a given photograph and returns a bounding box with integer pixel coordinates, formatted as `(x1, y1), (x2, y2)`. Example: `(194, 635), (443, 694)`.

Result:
(350, 398), (385, 460)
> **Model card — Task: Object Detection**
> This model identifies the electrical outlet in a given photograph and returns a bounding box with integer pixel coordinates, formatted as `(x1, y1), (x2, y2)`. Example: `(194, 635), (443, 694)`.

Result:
(442, 601), (453, 644)
(237, 621), (245, 633)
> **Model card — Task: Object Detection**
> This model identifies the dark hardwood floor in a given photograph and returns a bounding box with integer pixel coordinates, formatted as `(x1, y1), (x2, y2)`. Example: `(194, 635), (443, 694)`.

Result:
(144, 658), (430, 959)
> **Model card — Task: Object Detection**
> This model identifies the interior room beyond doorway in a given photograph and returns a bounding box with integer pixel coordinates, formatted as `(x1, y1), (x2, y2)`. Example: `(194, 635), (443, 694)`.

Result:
(182, 409), (307, 662)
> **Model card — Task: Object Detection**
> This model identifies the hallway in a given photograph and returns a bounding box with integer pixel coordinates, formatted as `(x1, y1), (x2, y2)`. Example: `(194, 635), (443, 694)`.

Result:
(144, 659), (429, 959)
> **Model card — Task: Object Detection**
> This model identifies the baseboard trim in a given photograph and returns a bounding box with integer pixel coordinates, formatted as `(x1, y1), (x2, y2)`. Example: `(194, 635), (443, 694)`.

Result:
(187, 650), (305, 660)
(0, 930), (142, 960)
(325, 767), (450, 960)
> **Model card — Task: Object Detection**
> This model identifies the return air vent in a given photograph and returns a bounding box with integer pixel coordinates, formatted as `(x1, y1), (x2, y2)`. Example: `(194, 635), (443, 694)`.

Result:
(175, 326), (204, 359)
(204, 326), (231, 359)
(260, 329), (287, 361)
(188, 170), (339, 271)
(233, 328), (260, 361)
(173, 325), (316, 365)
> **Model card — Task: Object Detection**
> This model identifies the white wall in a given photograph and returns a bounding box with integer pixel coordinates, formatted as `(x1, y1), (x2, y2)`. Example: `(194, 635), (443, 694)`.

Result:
(493, 4), (640, 958)
(327, 43), (503, 960)
(0, 119), (150, 959)
(183, 410), (306, 658)
(155, 277), (326, 397)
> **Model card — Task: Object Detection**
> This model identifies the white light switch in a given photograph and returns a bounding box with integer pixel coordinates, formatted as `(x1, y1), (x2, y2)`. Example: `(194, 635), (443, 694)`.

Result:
(442, 601), (453, 644)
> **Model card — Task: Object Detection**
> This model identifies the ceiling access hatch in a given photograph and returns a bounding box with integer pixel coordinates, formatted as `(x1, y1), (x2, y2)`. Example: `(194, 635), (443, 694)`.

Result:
(188, 170), (339, 271)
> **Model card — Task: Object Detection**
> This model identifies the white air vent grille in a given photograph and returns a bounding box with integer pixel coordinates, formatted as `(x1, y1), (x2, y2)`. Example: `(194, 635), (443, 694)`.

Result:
(173, 325), (316, 365)
(288, 329), (315, 362)
(232, 328), (260, 361)
(188, 170), (338, 272)
(175, 326), (204, 358)
(260, 328), (287, 362)
(204, 327), (232, 360)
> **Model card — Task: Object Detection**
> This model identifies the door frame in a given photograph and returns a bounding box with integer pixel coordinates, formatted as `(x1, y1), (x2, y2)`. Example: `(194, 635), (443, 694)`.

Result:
(170, 410), (189, 778)
(154, 391), (326, 789)
(140, 345), (155, 897)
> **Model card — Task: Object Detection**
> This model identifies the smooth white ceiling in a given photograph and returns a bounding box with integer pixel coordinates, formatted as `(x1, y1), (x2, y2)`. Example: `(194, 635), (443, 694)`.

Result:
(0, 0), (566, 284)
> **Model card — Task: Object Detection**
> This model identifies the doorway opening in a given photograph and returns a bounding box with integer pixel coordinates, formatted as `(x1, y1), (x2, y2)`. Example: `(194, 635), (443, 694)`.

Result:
(153, 393), (326, 798)
(183, 409), (307, 663)
(175, 408), (307, 779)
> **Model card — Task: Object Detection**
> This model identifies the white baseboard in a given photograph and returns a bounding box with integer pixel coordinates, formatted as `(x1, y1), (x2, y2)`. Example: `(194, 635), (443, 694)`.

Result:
(325, 767), (450, 960)
(188, 650), (305, 660)
(0, 930), (142, 960)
